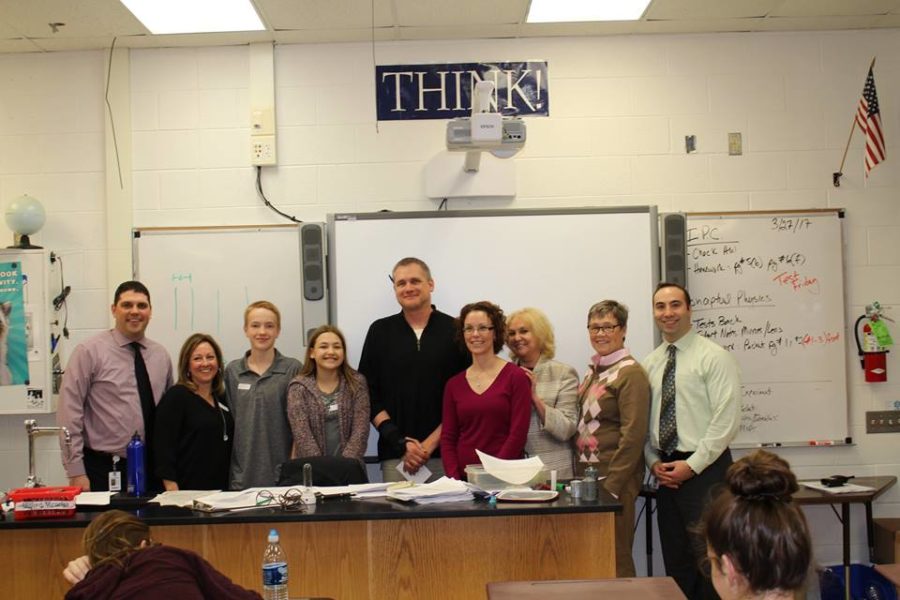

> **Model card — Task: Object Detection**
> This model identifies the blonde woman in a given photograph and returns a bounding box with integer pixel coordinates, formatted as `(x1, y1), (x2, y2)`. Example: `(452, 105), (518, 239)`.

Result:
(506, 307), (578, 478)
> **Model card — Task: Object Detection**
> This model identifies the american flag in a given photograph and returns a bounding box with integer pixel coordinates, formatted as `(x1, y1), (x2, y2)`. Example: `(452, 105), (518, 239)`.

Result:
(855, 67), (885, 176)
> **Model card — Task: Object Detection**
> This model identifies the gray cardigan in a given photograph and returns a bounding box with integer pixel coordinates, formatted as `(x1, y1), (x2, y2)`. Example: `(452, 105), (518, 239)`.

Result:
(286, 370), (370, 463)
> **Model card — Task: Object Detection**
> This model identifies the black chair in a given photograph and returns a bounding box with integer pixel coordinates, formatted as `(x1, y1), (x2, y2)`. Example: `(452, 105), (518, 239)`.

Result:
(277, 456), (368, 486)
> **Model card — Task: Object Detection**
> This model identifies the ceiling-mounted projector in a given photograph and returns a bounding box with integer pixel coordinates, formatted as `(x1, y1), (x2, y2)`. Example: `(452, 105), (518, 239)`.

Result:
(446, 116), (526, 153)
(445, 80), (527, 172)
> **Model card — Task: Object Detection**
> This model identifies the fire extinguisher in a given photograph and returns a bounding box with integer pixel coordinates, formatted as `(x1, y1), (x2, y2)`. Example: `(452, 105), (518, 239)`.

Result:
(854, 313), (889, 382)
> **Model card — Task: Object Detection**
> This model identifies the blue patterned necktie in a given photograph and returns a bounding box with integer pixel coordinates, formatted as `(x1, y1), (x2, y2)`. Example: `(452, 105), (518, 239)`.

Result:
(659, 344), (678, 454)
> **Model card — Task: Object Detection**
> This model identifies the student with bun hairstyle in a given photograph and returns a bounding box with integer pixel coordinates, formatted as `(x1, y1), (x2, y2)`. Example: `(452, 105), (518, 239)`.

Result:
(63, 510), (261, 599)
(700, 450), (813, 600)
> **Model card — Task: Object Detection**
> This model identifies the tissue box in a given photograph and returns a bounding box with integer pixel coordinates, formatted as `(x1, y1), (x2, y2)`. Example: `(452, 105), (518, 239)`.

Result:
(8, 486), (81, 520)
(464, 465), (548, 491)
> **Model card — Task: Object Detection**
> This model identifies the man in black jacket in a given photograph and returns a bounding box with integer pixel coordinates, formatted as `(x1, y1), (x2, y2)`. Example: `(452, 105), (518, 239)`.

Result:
(359, 257), (469, 482)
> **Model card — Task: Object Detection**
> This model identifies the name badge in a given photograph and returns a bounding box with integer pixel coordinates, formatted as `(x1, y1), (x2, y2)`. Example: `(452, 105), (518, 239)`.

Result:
(238, 383), (251, 390)
(109, 470), (122, 492)
(328, 403), (339, 413)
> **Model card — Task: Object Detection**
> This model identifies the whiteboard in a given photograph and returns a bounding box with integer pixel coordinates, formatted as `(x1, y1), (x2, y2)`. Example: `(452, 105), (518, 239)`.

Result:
(328, 207), (660, 376)
(685, 211), (848, 446)
(133, 226), (305, 365)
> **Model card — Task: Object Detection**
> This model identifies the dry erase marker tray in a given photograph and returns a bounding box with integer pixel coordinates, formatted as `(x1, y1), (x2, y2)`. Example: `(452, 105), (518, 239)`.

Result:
(8, 486), (81, 520)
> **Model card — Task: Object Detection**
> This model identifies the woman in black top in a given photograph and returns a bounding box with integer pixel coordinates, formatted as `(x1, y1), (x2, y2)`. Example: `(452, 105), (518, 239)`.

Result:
(154, 333), (234, 490)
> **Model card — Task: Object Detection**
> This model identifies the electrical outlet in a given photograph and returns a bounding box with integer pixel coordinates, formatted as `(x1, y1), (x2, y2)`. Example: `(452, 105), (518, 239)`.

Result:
(866, 410), (900, 433)
(251, 136), (277, 166)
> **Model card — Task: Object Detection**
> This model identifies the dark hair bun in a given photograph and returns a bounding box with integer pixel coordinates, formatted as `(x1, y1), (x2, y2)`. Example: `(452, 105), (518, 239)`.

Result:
(727, 450), (799, 502)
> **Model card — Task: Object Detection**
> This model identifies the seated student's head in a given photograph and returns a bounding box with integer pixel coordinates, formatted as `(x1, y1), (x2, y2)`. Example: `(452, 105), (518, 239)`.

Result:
(701, 450), (812, 600)
(83, 510), (154, 569)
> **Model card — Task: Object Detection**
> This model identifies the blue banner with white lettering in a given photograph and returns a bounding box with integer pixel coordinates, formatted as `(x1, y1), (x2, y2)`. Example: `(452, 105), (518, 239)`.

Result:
(375, 61), (549, 121)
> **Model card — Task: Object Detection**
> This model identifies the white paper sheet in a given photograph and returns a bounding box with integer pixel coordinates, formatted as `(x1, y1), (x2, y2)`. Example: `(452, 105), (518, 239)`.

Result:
(395, 461), (432, 484)
(476, 450), (545, 485)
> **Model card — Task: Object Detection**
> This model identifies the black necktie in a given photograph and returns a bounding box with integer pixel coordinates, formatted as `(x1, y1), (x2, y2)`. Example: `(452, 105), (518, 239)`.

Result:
(130, 341), (156, 447)
(659, 344), (678, 455)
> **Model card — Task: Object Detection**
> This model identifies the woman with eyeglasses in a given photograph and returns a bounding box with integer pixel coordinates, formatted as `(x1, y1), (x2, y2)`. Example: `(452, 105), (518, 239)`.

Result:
(700, 450), (812, 600)
(506, 307), (578, 479)
(575, 300), (650, 577)
(441, 301), (531, 480)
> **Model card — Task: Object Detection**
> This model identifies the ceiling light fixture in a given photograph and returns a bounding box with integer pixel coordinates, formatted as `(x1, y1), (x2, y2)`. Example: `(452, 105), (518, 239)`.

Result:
(526, 0), (652, 23)
(120, 0), (265, 35)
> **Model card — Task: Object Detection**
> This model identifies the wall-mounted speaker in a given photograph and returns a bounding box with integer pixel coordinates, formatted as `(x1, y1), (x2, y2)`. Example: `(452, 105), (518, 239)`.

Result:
(300, 223), (329, 343)
(662, 213), (687, 287)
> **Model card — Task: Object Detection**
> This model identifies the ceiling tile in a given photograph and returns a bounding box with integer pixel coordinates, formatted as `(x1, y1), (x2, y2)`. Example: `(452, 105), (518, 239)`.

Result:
(756, 15), (883, 30)
(771, 0), (900, 17)
(520, 22), (640, 37)
(0, 38), (42, 54)
(257, 0), (394, 30)
(274, 28), (394, 44)
(395, 0), (527, 27)
(397, 23), (522, 41)
(646, 0), (782, 20)
(1, 0), (145, 38)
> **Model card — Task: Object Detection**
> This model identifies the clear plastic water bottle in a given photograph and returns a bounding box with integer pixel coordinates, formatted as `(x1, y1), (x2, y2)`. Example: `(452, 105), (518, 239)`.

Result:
(126, 432), (145, 497)
(262, 528), (288, 600)
(582, 464), (599, 501)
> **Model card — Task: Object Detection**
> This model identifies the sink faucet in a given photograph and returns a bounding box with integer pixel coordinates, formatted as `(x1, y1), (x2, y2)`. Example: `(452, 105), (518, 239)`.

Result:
(24, 419), (71, 488)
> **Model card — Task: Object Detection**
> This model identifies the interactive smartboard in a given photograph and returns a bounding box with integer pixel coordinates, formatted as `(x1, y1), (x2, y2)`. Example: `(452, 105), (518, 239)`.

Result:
(328, 207), (660, 378)
(685, 211), (848, 447)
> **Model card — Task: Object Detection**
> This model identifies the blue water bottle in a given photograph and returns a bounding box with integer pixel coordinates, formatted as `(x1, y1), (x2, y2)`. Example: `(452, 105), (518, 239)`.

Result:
(126, 432), (145, 496)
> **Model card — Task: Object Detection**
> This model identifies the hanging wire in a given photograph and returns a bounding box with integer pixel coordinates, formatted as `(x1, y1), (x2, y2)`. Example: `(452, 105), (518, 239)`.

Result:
(255, 166), (301, 223)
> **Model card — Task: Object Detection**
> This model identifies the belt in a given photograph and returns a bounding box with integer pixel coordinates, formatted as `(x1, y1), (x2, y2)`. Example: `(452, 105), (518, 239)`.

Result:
(656, 449), (694, 461)
(84, 447), (125, 459)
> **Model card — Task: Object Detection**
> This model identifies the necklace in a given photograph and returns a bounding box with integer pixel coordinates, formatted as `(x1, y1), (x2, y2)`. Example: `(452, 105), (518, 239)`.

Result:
(467, 361), (502, 391)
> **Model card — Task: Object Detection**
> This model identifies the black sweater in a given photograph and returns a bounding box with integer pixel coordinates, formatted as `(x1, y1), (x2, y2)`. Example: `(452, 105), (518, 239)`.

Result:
(153, 384), (234, 490)
(359, 307), (470, 460)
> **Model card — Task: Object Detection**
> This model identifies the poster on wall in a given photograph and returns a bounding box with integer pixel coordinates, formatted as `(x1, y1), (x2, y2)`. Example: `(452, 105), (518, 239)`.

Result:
(375, 61), (549, 121)
(0, 262), (30, 385)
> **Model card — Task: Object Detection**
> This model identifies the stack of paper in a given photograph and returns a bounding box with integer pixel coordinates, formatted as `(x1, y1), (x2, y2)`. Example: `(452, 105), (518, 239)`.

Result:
(386, 477), (473, 504)
(75, 492), (112, 507)
(152, 490), (219, 508)
(346, 483), (393, 498)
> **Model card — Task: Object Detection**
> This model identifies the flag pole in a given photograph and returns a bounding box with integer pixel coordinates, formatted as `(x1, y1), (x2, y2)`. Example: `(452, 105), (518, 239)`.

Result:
(834, 56), (877, 187)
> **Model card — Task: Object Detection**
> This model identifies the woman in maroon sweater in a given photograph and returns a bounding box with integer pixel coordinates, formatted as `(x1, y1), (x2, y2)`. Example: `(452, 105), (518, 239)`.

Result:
(64, 510), (261, 600)
(441, 301), (532, 480)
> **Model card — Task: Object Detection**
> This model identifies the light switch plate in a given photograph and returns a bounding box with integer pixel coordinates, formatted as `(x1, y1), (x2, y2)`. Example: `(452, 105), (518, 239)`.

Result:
(728, 132), (742, 156)
(866, 410), (900, 433)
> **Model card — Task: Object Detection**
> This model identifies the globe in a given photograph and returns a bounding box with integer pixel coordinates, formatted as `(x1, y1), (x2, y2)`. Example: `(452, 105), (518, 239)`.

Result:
(5, 194), (46, 248)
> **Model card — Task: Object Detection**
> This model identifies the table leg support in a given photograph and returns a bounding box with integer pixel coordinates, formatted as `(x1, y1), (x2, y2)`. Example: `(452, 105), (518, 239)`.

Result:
(645, 496), (653, 577)
(865, 501), (874, 563)
(843, 503), (850, 600)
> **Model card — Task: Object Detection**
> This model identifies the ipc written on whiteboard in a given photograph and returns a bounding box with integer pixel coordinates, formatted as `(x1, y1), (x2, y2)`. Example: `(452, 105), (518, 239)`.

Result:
(685, 213), (847, 446)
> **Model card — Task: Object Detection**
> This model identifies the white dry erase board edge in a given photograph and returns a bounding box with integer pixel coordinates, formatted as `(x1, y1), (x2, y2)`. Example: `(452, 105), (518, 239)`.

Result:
(684, 209), (849, 448)
(132, 225), (305, 366)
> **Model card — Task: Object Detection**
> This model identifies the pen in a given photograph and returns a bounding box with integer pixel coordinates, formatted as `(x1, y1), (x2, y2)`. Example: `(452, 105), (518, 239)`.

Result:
(808, 440), (835, 446)
(759, 443), (782, 448)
